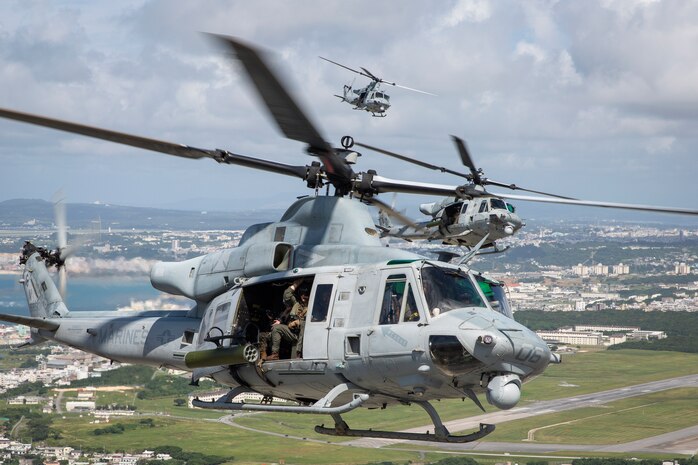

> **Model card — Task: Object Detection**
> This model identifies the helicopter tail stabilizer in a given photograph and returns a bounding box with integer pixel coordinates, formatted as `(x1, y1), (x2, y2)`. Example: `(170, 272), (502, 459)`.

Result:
(19, 243), (69, 320)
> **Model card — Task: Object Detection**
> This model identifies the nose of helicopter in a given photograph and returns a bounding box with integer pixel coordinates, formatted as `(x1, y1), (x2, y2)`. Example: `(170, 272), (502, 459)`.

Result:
(455, 314), (556, 409)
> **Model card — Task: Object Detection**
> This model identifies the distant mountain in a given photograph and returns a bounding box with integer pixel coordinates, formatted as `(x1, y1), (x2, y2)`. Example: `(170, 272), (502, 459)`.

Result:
(0, 199), (284, 230)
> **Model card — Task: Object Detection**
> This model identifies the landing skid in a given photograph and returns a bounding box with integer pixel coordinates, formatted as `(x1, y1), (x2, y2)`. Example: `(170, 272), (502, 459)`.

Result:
(316, 400), (494, 443)
(193, 384), (494, 444)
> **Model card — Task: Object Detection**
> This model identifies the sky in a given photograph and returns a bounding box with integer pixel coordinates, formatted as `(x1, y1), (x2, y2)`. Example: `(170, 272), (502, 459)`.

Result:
(1, 0), (697, 221)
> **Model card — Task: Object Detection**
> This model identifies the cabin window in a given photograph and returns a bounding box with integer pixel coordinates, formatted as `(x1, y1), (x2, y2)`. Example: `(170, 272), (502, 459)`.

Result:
(311, 284), (333, 322)
(379, 274), (406, 325)
(490, 198), (507, 210)
(478, 200), (489, 213)
(402, 285), (421, 322)
(421, 266), (485, 316)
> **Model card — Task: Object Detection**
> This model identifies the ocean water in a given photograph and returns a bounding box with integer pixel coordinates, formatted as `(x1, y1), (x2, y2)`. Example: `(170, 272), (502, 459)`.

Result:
(0, 273), (163, 316)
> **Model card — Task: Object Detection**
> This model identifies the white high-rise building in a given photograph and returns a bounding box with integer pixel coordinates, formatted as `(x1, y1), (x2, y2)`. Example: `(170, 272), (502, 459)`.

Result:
(675, 262), (692, 275)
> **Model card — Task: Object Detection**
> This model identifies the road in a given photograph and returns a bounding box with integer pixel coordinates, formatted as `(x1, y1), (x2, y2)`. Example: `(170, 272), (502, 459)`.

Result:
(219, 373), (698, 456)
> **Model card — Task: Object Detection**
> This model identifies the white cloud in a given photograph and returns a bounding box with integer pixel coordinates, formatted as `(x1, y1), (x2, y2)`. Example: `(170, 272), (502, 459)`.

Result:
(438, 0), (492, 28)
(0, 0), (697, 211)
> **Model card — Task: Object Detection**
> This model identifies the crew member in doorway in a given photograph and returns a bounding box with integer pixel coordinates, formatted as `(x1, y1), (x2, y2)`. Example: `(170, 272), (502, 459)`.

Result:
(268, 280), (309, 360)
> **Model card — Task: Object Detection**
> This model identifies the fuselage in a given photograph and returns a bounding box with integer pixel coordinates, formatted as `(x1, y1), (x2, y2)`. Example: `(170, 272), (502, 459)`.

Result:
(19, 196), (552, 412)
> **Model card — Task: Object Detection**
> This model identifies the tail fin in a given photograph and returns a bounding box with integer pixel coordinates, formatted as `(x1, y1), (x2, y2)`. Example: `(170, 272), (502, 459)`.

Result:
(20, 243), (69, 319)
(378, 209), (393, 230)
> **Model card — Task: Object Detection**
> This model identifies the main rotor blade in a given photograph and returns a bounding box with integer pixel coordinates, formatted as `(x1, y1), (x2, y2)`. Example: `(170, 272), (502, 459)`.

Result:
(320, 57), (374, 80)
(369, 175), (460, 197)
(0, 107), (308, 180)
(392, 83), (437, 96)
(52, 190), (67, 250)
(355, 141), (471, 179)
(58, 266), (67, 299)
(358, 140), (574, 200)
(211, 35), (353, 189)
(365, 197), (424, 231)
(367, 176), (698, 217)
(496, 193), (698, 216)
(360, 67), (381, 82)
(451, 135), (482, 185)
(483, 179), (576, 200)
(0, 107), (210, 159)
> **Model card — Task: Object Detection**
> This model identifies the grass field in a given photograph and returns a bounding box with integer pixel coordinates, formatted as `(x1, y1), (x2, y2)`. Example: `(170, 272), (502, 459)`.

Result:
(48, 415), (433, 465)
(491, 387), (698, 444)
(27, 348), (698, 463)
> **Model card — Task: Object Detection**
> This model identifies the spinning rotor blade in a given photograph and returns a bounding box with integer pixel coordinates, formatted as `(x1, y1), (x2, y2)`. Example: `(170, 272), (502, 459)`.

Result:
(320, 57), (375, 81)
(53, 193), (68, 299)
(479, 179), (575, 200)
(358, 141), (571, 200)
(369, 175), (459, 197)
(321, 57), (436, 95)
(355, 141), (470, 179)
(363, 174), (698, 216)
(385, 82), (437, 96)
(59, 267), (67, 299)
(212, 35), (353, 191)
(360, 67), (381, 82)
(52, 191), (67, 252)
(451, 135), (482, 185)
(365, 197), (424, 231)
(0, 108), (309, 181)
(495, 193), (698, 216)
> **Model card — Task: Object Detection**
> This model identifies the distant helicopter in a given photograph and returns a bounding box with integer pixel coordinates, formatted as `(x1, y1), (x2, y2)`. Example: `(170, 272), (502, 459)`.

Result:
(354, 138), (572, 252)
(1, 35), (697, 444)
(320, 56), (435, 117)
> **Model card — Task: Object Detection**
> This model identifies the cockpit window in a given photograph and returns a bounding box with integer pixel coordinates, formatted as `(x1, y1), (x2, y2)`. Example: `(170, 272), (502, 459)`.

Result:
(402, 285), (420, 322)
(375, 92), (384, 99)
(506, 203), (515, 213)
(476, 275), (514, 319)
(490, 198), (507, 210)
(380, 274), (405, 325)
(421, 266), (485, 317)
(478, 200), (489, 213)
(380, 274), (422, 324)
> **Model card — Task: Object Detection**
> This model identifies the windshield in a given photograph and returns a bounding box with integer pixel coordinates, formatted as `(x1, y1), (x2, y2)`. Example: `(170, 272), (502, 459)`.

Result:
(475, 275), (514, 319)
(421, 266), (485, 316)
(490, 198), (507, 210)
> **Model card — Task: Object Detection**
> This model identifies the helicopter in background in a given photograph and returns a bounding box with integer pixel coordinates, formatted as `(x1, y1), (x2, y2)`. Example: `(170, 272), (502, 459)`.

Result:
(2, 35), (698, 444)
(355, 137), (570, 252)
(320, 56), (435, 117)
(354, 137), (698, 254)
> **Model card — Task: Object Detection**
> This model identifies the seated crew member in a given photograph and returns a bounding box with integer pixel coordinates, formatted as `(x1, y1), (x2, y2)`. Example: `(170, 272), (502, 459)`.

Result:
(268, 280), (309, 360)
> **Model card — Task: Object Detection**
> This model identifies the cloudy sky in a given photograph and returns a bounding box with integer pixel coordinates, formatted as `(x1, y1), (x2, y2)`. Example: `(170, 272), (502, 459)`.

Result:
(1, 0), (697, 220)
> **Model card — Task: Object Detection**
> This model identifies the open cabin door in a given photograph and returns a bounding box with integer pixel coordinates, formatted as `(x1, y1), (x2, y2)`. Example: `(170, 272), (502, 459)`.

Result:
(196, 288), (241, 350)
(301, 274), (338, 359)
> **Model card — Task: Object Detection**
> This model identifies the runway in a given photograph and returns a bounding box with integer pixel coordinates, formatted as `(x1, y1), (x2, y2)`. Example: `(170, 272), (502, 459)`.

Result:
(347, 373), (698, 455)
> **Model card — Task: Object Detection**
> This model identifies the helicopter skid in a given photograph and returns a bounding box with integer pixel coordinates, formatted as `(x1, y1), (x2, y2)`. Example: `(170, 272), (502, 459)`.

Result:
(315, 421), (495, 443)
(192, 382), (369, 415)
(315, 399), (495, 443)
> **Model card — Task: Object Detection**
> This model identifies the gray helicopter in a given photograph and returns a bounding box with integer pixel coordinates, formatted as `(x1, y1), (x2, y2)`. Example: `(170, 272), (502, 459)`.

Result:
(1, 35), (698, 444)
(354, 137), (698, 253)
(320, 56), (435, 117)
